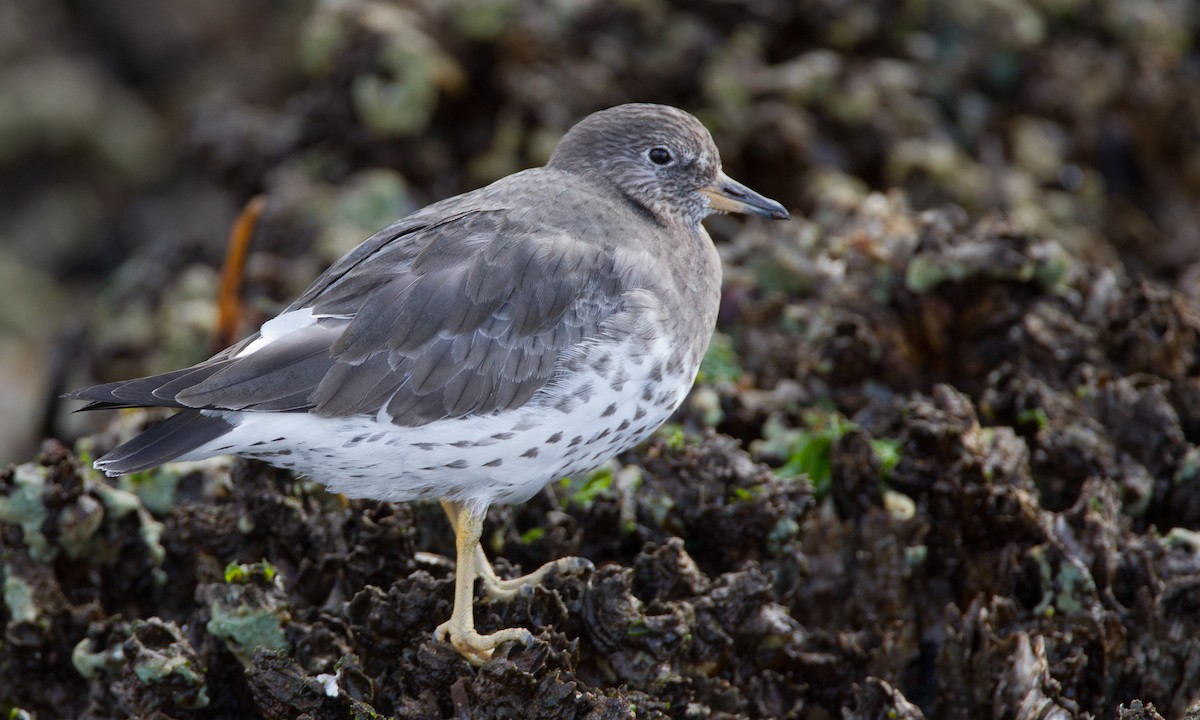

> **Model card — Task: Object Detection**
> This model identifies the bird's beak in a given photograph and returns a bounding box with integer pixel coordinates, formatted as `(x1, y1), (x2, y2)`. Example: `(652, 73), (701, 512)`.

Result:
(701, 171), (790, 220)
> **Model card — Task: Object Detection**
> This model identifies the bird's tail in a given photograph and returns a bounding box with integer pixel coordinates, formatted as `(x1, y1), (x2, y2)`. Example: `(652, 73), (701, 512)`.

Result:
(66, 363), (237, 475)
(92, 410), (233, 476)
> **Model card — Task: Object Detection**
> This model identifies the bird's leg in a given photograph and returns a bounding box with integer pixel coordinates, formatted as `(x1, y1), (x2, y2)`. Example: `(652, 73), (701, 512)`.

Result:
(433, 500), (532, 666)
(438, 499), (593, 602)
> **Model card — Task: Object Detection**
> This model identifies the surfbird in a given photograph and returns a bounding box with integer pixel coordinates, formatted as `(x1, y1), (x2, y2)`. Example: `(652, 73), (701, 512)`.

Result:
(69, 103), (789, 665)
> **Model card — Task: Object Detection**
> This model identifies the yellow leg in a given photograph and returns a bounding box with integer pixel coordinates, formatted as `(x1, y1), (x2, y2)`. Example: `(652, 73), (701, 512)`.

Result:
(432, 500), (532, 666)
(438, 500), (594, 601)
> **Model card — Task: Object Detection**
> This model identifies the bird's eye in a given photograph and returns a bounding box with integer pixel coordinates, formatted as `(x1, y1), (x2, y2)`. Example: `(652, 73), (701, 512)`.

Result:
(648, 147), (672, 165)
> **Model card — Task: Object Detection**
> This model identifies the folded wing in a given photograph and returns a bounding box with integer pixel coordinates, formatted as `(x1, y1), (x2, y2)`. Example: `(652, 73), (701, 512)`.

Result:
(70, 208), (626, 428)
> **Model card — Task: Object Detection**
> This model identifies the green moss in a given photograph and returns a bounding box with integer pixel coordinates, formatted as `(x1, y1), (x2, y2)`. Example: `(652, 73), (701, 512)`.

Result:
(3, 573), (37, 625)
(350, 699), (389, 719)
(1031, 245), (1070, 291)
(1163, 527), (1200, 552)
(1029, 545), (1096, 617)
(655, 423), (688, 450)
(766, 517), (799, 556)
(351, 28), (455, 138)
(645, 492), (675, 529)
(696, 331), (742, 384)
(449, 0), (516, 39)
(91, 484), (167, 574)
(120, 467), (181, 516)
(906, 241), (1070, 294)
(560, 466), (614, 509)
(325, 169), (415, 253)
(772, 412), (855, 496)
(206, 602), (289, 654)
(904, 545), (928, 567)
(518, 527), (546, 544)
(94, 483), (142, 519)
(1174, 446), (1200, 485)
(1017, 407), (1050, 430)
(755, 412), (901, 499)
(688, 385), (724, 428)
(0, 464), (54, 562)
(131, 649), (210, 710)
(71, 636), (125, 680)
(56, 495), (104, 560)
(298, 10), (349, 75)
(730, 486), (759, 502)
(905, 254), (968, 293)
(870, 437), (903, 479)
(223, 560), (279, 585)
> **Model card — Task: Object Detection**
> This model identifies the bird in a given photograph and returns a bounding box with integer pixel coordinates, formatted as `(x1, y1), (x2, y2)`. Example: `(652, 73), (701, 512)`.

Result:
(68, 103), (789, 666)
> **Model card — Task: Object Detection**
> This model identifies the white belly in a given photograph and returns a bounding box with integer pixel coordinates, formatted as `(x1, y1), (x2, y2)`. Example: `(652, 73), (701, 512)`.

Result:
(182, 335), (699, 514)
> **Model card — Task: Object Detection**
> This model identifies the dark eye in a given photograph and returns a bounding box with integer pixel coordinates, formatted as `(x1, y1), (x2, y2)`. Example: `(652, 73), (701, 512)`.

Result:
(648, 147), (672, 165)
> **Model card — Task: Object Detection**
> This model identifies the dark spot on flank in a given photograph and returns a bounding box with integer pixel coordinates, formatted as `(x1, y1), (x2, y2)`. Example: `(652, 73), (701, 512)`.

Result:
(617, 419), (631, 431)
(484, 459), (503, 467)
(413, 442), (436, 451)
(574, 382), (595, 404)
(601, 403), (617, 417)
(451, 440), (473, 448)
(650, 363), (664, 382)
(641, 385), (654, 402)
(593, 354), (612, 378)
(250, 441), (266, 447)
(445, 459), (467, 469)
(272, 437), (286, 442)
(634, 407), (647, 420)
(568, 436), (583, 447)
(522, 447), (539, 458)
(492, 432), (514, 440)
(547, 432), (563, 443)
(590, 429), (611, 442)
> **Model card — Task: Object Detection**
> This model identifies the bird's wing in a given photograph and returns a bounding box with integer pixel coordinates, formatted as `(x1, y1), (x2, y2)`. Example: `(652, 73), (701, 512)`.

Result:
(72, 207), (628, 427)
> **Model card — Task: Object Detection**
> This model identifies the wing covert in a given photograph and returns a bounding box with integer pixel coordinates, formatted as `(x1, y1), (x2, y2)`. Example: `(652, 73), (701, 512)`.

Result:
(166, 209), (627, 426)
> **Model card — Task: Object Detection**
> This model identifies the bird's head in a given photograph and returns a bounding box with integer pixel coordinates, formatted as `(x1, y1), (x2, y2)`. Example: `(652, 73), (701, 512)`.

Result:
(548, 103), (789, 227)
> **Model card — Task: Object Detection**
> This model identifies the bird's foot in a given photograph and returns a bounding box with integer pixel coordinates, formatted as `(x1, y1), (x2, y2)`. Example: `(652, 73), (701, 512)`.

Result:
(433, 621), (534, 666)
(478, 554), (594, 601)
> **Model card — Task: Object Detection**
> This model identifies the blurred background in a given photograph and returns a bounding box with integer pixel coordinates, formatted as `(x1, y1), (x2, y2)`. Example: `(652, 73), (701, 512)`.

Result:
(2, 0), (1198, 464)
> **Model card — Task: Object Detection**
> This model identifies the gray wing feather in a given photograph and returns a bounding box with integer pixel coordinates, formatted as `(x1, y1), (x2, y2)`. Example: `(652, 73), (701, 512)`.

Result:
(74, 206), (627, 428)
(175, 324), (343, 410)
